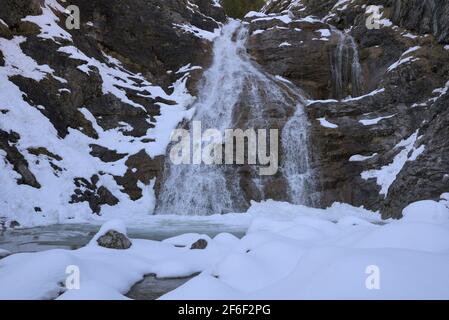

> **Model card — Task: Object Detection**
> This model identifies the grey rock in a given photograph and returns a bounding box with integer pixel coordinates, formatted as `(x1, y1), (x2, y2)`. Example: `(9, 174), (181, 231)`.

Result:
(97, 230), (132, 250)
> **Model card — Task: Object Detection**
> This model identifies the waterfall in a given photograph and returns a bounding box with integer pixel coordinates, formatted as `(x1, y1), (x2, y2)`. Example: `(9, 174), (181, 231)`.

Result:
(156, 20), (314, 215)
(281, 103), (315, 205)
(331, 28), (363, 99)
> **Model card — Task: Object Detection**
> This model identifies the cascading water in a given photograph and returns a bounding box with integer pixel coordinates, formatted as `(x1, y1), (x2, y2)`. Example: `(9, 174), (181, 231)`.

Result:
(156, 20), (314, 215)
(331, 28), (363, 99)
(281, 103), (315, 205)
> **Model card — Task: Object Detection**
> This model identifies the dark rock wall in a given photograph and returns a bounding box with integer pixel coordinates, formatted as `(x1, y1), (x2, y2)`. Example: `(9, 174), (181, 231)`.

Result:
(392, 0), (449, 44)
(252, 0), (449, 218)
(0, 0), (225, 221)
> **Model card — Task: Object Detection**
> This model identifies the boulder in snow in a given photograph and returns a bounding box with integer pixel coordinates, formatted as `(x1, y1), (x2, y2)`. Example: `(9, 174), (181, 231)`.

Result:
(92, 220), (132, 250)
(190, 239), (208, 250)
(97, 230), (132, 250)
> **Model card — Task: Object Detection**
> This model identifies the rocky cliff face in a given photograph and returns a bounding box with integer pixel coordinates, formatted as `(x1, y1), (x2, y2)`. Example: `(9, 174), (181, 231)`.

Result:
(0, 0), (225, 225)
(1, 0), (448, 224)
(248, 0), (449, 218)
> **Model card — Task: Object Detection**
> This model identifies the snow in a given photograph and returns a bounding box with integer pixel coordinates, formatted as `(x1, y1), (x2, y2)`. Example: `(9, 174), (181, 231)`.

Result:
(176, 63), (203, 74)
(388, 56), (419, 72)
(318, 117), (338, 128)
(164, 198), (449, 300)
(403, 46), (421, 56)
(88, 219), (128, 244)
(275, 75), (293, 84)
(402, 200), (449, 224)
(279, 42), (292, 47)
(2, 198), (449, 300)
(349, 153), (378, 162)
(430, 80), (449, 102)
(252, 15), (293, 25)
(402, 32), (418, 39)
(0, 36), (64, 82)
(361, 131), (425, 197)
(306, 99), (338, 105)
(317, 29), (331, 37)
(365, 5), (393, 29)
(162, 233), (212, 247)
(333, 0), (351, 11)
(252, 29), (265, 35)
(359, 114), (395, 126)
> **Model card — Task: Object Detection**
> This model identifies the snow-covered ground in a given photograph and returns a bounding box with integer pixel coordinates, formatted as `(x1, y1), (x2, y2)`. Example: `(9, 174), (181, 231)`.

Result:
(1, 197), (449, 300)
(0, 0), (196, 228)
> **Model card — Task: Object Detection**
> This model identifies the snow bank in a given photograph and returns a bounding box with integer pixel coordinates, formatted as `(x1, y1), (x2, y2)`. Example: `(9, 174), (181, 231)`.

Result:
(163, 199), (449, 300)
(162, 233), (212, 247)
(1, 199), (448, 300)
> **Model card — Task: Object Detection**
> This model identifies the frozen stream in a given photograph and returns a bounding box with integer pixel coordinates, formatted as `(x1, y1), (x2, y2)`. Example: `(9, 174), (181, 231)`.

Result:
(0, 221), (246, 300)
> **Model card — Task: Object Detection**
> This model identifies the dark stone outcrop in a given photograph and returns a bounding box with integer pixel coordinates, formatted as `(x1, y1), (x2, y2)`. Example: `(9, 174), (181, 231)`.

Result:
(97, 230), (132, 249)
(190, 239), (208, 250)
(0, 0), (226, 219)
(70, 175), (119, 215)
